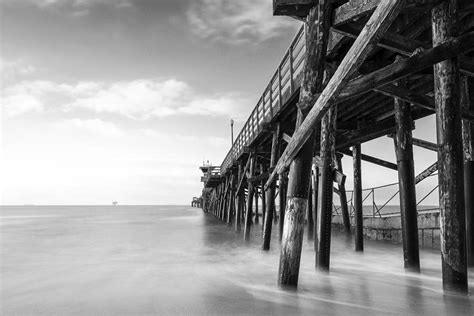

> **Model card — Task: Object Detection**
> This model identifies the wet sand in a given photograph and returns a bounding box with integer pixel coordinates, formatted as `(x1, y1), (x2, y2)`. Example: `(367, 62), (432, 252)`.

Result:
(1, 205), (473, 315)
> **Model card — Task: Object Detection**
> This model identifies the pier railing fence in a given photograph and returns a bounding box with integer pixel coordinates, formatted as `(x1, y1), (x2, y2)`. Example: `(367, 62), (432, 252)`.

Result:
(220, 25), (306, 173)
(333, 172), (440, 218)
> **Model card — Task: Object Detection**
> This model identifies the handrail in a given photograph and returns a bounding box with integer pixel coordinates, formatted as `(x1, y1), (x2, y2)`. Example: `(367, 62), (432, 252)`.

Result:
(220, 24), (306, 174)
(334, 172), (440, 218)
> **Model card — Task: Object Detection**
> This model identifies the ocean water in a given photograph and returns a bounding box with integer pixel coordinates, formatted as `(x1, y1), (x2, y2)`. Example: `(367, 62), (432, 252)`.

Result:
(0, 205), (473, 315)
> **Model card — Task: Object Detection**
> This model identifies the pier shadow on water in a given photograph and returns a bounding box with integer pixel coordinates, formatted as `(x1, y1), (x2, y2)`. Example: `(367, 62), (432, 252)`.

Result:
(1, 205), (473, 315)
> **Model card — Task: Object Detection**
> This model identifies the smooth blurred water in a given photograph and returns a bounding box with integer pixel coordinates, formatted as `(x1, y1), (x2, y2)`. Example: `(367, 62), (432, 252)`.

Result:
(1, 205), (473, 315)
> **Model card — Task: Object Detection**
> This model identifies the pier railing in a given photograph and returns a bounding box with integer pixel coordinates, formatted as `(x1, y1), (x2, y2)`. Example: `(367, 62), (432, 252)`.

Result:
(220, 25), (306, 173)
(333, 172), (440, 218)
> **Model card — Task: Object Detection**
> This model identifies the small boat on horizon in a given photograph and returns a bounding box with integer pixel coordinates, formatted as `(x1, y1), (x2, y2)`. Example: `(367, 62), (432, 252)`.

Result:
(112, 201), (118, 206)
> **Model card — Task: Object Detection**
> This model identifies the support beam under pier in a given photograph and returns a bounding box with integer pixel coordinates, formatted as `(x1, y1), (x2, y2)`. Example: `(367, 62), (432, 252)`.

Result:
(315, 106), (336, 271)
(353, 143), (364, 252)
(393, 77), (420, 272)
(244, 153), (256, 242)
(263, 124), (281, 250)
(432, 0), (467, 293)
(336, 153), (351, 233)
(278, 0), (331, 287)
(461, 76), (474, 267)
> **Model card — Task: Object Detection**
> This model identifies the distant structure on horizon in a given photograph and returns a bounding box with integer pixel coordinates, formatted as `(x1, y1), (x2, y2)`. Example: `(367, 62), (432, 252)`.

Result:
(112, 201), (118, 206)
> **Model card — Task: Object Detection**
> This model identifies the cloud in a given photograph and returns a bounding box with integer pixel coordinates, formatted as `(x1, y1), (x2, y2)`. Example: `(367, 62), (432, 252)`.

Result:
(186, 0), (300, 44)
(1, 78), (251, 120)
(54, 118), (123, 137)
(1, 0), (132, 8)
(0, 58), (37, 82)
(0, 0), (133, 16)
(1, 94), (43, 118)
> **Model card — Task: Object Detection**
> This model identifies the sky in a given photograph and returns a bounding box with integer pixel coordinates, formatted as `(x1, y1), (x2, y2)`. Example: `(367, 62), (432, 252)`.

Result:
(0, 0), (439, 205)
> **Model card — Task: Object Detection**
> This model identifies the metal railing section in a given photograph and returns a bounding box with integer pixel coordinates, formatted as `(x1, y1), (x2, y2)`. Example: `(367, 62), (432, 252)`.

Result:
(220, 25), (306, 174)
(332, 173), (440, 218)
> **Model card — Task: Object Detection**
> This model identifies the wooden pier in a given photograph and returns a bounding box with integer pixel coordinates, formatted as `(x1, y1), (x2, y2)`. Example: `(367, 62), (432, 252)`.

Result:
(198, 0), (473, 293)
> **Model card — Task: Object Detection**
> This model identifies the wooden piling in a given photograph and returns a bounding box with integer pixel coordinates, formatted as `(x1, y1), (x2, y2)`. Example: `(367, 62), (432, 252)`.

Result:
(336, 154), (351, 233)
(262, 123), (280, 250)
(432, 0), (467, 292)
(312, 163), (319, 250)
(278, 173), (288, 242)
(461, 76), (474, 267)
(393, 76), (420, 272)
(255, 185), (259, 224)
(235, 164), (243, 232)
(278, 0), (332, 287)
(315, 106), (336, 271)
(260, 165), (266, 233)
(227, 173), (235, 226)
(307, 185), (314, 241)
(244, 153), (256, 242)
(353, 143), (364, 252)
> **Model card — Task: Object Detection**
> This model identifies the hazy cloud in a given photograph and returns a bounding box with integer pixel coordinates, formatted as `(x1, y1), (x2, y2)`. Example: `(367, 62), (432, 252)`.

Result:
(1, 78), (250, 120)
(0, 58), (37, 83)
(0, 0), (133, 16)
(186, 0), (299, 44)
(54, 118), (123, 137)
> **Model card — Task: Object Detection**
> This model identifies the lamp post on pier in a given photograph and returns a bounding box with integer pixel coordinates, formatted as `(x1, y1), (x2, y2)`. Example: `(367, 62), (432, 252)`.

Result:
(231, 119), (234, 146)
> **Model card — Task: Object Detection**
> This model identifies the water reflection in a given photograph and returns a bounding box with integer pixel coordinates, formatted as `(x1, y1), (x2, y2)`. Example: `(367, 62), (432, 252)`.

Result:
(0, 205), (473, 315)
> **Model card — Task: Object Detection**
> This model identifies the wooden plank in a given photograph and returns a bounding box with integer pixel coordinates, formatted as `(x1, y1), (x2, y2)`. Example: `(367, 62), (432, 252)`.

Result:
(334, 0), (379, 26)
(282, 132), (292, 144)
(375, 83), (434, 108)
(339, 148), (398, 170)
(236, 154), (252, 194)
(267, 0), (405, 189)
(333, 168), (346, 186)
(415, 161), (438, 183)
(339, 31), (474, 102)
(388, 135), (438, 151)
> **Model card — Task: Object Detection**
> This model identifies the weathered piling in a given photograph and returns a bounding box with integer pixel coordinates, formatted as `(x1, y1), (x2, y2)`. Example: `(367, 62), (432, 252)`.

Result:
(307, 185), (314, 241)
(254, 184), (259, 224)
(263, 124), (280, 250)
(432, 0), (467, 293)
(393, 77), (420, 272)
(462, 76), (474, 267)
(227, 173), (235, 226)
(278, 173), (288, 242)
(278, 0), (331, 287)
(244, 152), (256, 242)
(315, 106), (336, 271)
(353, 143), (364, 252)
(235, 164), (243, 232)
(261, 165), (266, 230)
(312, 163), (319, 250)
(336, 154), (351, 233)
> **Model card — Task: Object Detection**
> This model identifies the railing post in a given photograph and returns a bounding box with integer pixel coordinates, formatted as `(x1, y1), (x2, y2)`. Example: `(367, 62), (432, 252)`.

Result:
(289, 46), (294, 94)
(256, 103), (260, 133)
(278, 66), (282, 111)
(269, 82), (273, 119)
